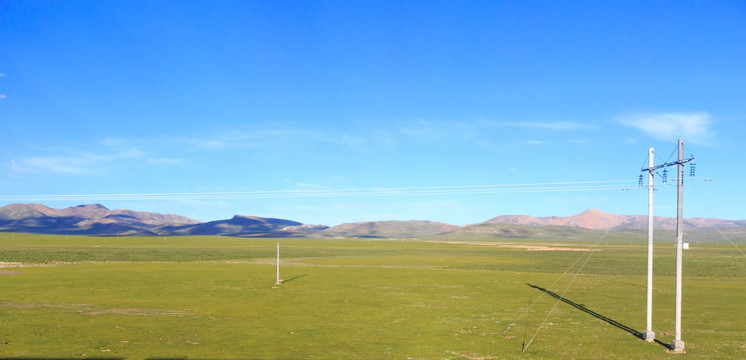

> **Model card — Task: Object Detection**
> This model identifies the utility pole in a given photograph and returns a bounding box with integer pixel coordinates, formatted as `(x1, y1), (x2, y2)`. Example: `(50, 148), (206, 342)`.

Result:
(640, 139), (693, 352)
(643, 147), (655, 342)
(672, 138), (686, 353)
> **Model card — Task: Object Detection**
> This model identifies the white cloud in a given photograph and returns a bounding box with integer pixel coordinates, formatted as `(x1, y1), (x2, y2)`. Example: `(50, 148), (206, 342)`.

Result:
(619, 112), (714, 145)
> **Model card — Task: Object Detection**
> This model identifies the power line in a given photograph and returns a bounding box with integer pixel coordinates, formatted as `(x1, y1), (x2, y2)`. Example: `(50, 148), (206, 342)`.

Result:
(521, 229), (609, 354)
(499, 240), (601, 337)
(689, 176), (746, 259)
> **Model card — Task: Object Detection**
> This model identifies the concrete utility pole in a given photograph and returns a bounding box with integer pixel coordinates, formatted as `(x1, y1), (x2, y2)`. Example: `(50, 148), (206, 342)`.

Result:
(643, 147), (655, 342)
(672, 138), (686, 353)
(640, 139), (693, 352)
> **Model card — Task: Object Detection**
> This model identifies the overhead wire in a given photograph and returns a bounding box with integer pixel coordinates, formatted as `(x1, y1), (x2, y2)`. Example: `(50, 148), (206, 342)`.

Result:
(499, 240), (600, 337)
(521, 229), (610, 354)
(673, 146), (745, 259)
(639, 152), (651, 172)
(689, 176), (746, 259)
(500, 228), (609, 354)
(664, 145), (678, 163)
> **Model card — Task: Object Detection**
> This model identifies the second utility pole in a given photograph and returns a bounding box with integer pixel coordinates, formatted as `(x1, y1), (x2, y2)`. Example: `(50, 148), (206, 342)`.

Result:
(643, 147), (655, 342)
(671, 138), (686, 353)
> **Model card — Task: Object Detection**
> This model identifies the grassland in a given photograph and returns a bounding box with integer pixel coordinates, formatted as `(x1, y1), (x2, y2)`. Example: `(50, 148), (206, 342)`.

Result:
(0, 233), (744, 359)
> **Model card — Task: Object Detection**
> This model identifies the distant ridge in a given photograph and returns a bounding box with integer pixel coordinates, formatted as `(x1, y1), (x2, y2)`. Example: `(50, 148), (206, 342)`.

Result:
(0, 203), (329, 237)
(0, 203), (198, 236)
(173, 215), (328, 237)
(323, 220), (459, 238)
(0, 203), (744, 238)
(482, 208), (746, 231)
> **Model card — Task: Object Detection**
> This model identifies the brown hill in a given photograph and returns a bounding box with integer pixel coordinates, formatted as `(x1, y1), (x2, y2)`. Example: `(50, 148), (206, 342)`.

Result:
(174, 215), (328, 237)
(0, 203), (198, 235)
(483, 209), (746, 231)
(0, 203), (743, 238)
(322, 220), (460, 238)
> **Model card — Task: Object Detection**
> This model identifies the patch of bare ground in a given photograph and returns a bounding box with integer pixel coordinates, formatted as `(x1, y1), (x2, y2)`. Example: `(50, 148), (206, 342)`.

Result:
(494, 244), (599, 251)
(0, 261), (102, 268)
(0, 269), (20, 275)
(0, 302), (193, 317)
(467, 242), (599, 251)
(446, 351), (498, 359)
(250, 258), (350, 267)
(0, 260), (262, 268)
(249, 258), (444, 270)
(430, 241), (598, 251)
(0, 261), (42, 268)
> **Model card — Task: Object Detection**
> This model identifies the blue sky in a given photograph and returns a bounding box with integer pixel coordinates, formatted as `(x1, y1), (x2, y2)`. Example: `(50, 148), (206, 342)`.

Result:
(1, 1), (744, 225)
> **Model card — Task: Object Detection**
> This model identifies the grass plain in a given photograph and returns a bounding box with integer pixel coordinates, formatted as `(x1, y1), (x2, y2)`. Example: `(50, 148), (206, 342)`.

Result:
(0, 233), (744, 359)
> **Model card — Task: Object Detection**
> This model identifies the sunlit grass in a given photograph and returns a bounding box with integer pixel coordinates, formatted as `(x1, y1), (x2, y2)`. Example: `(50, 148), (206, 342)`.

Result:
(0, 233), (743, 358)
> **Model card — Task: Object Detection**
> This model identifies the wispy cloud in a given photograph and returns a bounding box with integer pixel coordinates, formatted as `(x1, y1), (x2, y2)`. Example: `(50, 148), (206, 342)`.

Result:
(619, 112), (714, 145)
(399, 120), (480, 140)
(13, 152), (107, 175)
(179, 127), (337, 153)
(181, 124), (400, 154)
(498, 121), (596, 131)
(397, 120), (451, 142)
(182, 129), (300, 151)
(8, 144), (181, 176)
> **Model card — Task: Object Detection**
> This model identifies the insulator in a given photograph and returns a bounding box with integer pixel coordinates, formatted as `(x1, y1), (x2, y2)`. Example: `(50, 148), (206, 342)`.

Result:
(638, 174), (644, 188)
(662, 168), (668, 184)
(690, 163), (696, 177)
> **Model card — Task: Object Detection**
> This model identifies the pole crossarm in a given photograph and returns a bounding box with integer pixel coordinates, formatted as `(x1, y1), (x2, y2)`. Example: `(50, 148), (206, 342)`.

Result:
(641, 157), (695, 174)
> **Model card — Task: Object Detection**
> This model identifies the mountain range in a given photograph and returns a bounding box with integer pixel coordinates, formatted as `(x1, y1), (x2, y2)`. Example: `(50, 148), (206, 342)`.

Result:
(0, 203), (744, 239)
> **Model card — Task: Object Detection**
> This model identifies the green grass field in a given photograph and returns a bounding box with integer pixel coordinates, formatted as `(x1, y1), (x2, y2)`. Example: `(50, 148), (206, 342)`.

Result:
(0, 233), (744, 359)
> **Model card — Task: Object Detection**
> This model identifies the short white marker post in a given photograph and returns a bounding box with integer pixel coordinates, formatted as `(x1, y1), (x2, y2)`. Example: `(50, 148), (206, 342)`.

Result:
(275, 243), (281, 285)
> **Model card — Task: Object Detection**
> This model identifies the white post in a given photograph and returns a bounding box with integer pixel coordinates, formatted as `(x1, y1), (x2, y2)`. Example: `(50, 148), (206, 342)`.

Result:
(672, 138), (686, 353)
(643, 147), (656, 342)
(276, 243), (281, 285)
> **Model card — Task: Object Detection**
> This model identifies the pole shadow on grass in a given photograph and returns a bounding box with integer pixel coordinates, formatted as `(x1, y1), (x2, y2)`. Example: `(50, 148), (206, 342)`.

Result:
(282, 274), (308, 283)
(526, 283), (671, 350)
